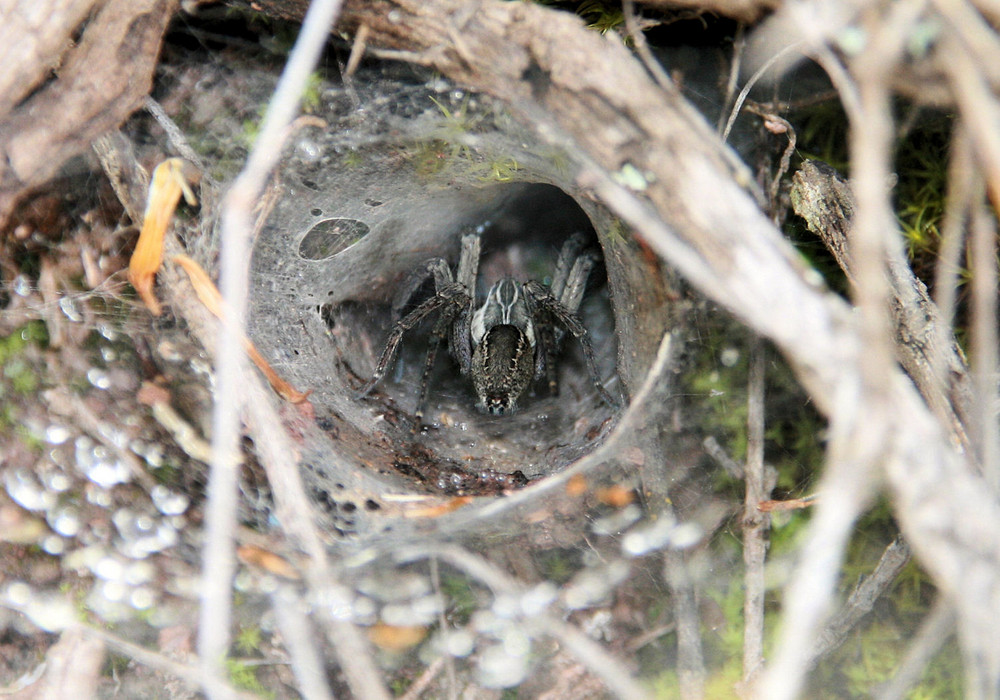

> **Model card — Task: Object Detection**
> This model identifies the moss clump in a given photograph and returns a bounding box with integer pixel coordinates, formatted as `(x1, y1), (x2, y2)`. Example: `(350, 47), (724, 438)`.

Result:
(0, 321), (48, 426)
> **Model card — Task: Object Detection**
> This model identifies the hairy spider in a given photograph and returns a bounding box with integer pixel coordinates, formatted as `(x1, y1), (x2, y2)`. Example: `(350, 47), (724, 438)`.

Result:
(357, 227), (617, 418)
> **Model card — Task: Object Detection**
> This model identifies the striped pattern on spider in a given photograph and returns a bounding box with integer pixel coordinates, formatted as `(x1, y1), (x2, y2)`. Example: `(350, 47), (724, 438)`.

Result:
(357, 226), (618, 418)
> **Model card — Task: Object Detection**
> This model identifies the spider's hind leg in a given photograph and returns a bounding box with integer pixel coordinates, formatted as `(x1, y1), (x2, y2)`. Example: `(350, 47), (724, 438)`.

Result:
(549, 233), (588, 301)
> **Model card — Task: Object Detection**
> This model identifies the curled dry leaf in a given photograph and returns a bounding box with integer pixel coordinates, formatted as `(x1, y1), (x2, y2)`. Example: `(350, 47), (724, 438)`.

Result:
(401, 496), (473, 518)
(566, 474), (589, 497)
(757, 495), (817, 512)
(595, 484), (637, 508)
(367, 623), (428, 652)
(172, 254), (311, 403)
(236, 544), (302, 580)
(128, 158), (198, 316)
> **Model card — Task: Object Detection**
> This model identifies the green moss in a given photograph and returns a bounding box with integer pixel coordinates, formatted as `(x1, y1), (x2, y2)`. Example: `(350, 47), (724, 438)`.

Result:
(341, 149), (364, 169)
(301, 72), (323, 113)
(438, 571), (481, 625)
(893, 113), (953, 280)
(535, 548), (581, 585)
(235, 624), (264, 655)
(793, 99), (850, 171)
(0, 320), (48, 363)
(576, 0), (626, 35)
(475, 156), (520, 182)
(226, 658), (274, 698)
(0, 321), (48, 427)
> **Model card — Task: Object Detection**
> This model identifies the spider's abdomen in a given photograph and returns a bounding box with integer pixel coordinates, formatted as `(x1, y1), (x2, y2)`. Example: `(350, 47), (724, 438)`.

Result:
(472, 324), (535, 415)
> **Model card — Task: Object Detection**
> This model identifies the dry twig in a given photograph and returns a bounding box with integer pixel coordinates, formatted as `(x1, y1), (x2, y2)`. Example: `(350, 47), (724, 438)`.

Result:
(197, 0), (348, 695)
(740, 340), (772, 692)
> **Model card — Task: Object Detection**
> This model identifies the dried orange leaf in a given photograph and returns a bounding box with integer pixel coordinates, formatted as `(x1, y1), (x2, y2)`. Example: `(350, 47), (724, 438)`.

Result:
(403, 496), (473, 518)
(172, 254), (224, 316)
(136, 381), (171, 407)
(595, 484), (636, 508)
(243, 340), (312, 403)
(565, 473), (588, 497)
(758, 495), (817, 512)
(173, 254), (311, 403)
(128, 158), (198, 316)
(367, 623), (427, 652)
(236, 544), (301, 580)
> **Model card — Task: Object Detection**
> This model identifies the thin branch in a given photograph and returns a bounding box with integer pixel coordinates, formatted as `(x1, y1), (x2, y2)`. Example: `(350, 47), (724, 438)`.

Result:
(622, 0), (675, 93)
(270, 584), (335, 700)
(810, 536), (912, 664)
(80, 625), (258, 700)
(721, 41), (803, 143)
(144, 96), (207, 174)
(717, 23), (746, 135)
(410, 544), (653, 700)
(762, 2), (927, 697)
(665, 549), (705, 700)
(399, 656), (447, 700)
(875, 598), (956, 700)
(969, 200), (1000, 491)
(741, 339), (771, 692)
(198, 0), (346, 695)
(703, 435), (745, 480)
(429, 556), (459, 700)
(932, 121), (977, 391)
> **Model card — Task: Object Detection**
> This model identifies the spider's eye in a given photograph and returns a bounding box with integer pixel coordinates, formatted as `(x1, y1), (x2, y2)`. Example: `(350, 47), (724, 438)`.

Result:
(486, 396), (512, 415)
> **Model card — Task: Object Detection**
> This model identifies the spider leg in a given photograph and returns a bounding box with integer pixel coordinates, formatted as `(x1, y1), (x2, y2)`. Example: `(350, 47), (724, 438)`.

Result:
(536, 318), (559, 395)
(524, 280), (619, 408)
(391, 257), (454, 318)
(450, 230), (482, 375)
(414, 310), (453, 422)
(355, 284), (468, 399)
(455, 230), (481, 295)
(549, 233), (588, 302)
(558, 254), (595, 314)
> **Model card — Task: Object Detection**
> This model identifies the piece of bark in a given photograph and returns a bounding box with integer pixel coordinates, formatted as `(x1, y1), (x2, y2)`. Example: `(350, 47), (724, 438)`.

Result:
(0, 0), (178, 227)
(791, 159), (976, 460)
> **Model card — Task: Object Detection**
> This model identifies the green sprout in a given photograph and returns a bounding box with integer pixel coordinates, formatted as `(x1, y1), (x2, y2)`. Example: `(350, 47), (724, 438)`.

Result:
(235, 624), (264, 655)
(475, 156), (520, 182)
(577, 0), (625, 34)
(226, 658), (274, 698)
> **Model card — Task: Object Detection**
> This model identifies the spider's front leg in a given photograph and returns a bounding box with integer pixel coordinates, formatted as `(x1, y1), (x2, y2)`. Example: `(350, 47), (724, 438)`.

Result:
(524, 280), (619, 409)
(355, 284), (468, 401)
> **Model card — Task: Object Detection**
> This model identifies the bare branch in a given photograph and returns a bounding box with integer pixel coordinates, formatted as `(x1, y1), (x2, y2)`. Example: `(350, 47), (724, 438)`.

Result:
(791, 160), (975, 460)
(810, 536), (912, 663)
(270, 585), (335, 700)
(875, 598), (956, 700)
(413, 544), (653, 700)
(198, 0), (346, 693)
(665, 549), (705, 700)
(740, 339), (772, 692)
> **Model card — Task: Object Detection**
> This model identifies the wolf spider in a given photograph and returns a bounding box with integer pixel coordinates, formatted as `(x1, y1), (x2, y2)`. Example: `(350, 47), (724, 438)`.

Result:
(357, 226), (618, 418)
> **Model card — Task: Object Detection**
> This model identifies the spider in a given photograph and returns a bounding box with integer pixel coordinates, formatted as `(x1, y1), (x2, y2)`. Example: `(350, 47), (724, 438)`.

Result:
(357, 226), (618, 418)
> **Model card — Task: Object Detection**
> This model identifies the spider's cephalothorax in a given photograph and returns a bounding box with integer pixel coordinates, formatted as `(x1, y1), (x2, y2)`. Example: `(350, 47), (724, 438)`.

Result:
(357, 227), (617, 418)
(470, 278), (537, 414)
